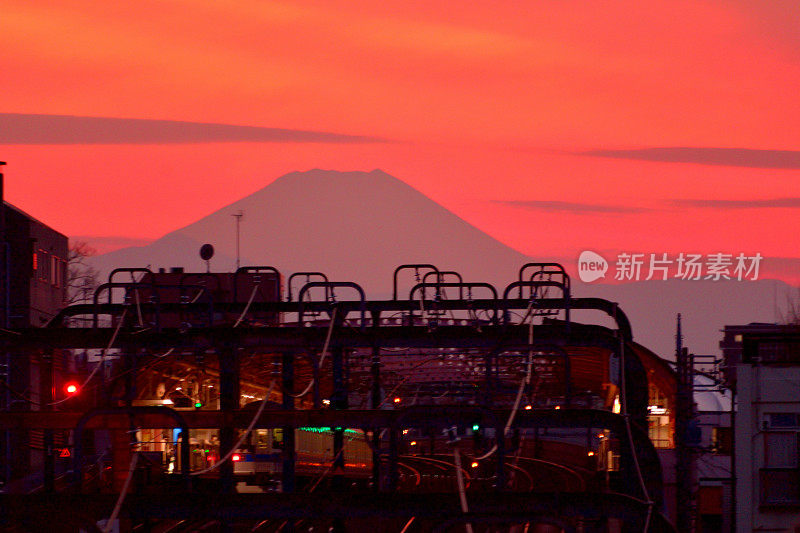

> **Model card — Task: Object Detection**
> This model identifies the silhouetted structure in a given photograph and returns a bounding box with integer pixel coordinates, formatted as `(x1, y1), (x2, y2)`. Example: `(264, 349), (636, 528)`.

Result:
(721, 323), (800, 533)
(0, 262), (683, 532)
(1, 166), (69, 491)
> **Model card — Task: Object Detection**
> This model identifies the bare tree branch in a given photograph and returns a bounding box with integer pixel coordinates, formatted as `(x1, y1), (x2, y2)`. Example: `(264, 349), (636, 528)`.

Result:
(785, 287), (800, 325)
(67, 241), (99, 306)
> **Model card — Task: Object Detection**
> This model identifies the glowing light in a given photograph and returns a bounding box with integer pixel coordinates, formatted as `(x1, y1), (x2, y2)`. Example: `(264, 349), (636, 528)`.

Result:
(64, 382), (79, 395)
(597, 433), (605, 439)
(299, 427), (361, 436)
(393, 397), (401, 404)
(195, 401), (202, 408)
(402, 429), (409, 435)
(524, 405), (532, 410)
(410, 441), (417, 446)
(587, 451), (595, 457)
(470, 462), (479, 468)
(232, 454), (241, 462)
(554, 405), (561, 410)
(322, 399), (331, 405)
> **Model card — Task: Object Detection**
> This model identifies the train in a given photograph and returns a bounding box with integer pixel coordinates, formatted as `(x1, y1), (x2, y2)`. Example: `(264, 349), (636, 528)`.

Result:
(232, 427), (372, 481)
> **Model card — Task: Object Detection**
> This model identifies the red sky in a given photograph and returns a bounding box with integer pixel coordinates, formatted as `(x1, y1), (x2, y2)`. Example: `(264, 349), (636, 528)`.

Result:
(1, 1), (799, 283)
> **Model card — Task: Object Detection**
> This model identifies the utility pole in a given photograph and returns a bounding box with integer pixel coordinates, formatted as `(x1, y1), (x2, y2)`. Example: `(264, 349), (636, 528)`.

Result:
(232, 211), (243, 271)
(675, 313), (698, 532)
(0, 162), (8, 491)
(1, 161), (6, 330)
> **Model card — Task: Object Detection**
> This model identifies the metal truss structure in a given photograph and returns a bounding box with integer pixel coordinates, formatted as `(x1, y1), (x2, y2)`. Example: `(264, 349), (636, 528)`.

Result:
(0, 263), (676, 532)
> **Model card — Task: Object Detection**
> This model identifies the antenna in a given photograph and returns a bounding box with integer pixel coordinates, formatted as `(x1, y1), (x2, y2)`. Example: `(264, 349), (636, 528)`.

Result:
(232, 210), (244, 270)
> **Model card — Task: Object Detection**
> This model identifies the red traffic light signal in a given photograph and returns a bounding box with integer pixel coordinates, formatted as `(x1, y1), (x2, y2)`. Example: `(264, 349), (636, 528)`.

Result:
(64, 382), (79, 395)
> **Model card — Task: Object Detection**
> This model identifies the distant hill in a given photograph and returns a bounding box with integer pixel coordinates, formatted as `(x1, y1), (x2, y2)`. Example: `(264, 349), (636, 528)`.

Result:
(91, 169), (529, 292)
(89, 168), (793, 358)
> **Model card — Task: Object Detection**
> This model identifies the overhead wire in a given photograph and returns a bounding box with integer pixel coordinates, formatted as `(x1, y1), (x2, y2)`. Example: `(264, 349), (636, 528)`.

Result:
(133, 288), (144, 328)
(452, 447), (474, 533)
(469, 295), (539, 461)
(48, 308), (128, 406)
(288, 307), (338, 399)
(233, 284), (260, 328)
(399, 517), (416, 533)
(102, 448), (139, 533)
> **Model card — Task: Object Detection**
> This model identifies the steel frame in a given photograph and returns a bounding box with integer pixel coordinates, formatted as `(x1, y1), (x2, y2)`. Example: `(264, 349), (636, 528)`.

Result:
(0, 266), (673, 531)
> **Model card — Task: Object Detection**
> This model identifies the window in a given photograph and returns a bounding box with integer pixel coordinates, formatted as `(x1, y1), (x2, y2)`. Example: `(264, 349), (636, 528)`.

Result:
(769, 413), (800, 429)
(51, 255), (58, 286)
(712, 427), (733, 455)
(272, 428), (284, 449)
(49, 256), (66, 288)
(757, 341), (800, 363)
(765, 432), (797, 468)
(761, 469), (800, 506)
(38, 250), (49, 282)
(648, 384), (673, 448)
(761, 432), (800, 506)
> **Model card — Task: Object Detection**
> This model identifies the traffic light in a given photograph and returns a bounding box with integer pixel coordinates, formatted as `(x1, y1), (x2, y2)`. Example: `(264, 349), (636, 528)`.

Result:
(472, 425), (483, 450)
(64, 381), (80, 396)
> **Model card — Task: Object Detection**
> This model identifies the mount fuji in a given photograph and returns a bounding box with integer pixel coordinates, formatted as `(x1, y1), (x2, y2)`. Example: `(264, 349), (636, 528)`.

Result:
(89, 169), (792, 357)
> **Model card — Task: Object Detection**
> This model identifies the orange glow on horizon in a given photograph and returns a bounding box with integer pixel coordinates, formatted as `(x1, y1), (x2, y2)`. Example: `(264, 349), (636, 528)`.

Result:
(0, 1), (797, 285)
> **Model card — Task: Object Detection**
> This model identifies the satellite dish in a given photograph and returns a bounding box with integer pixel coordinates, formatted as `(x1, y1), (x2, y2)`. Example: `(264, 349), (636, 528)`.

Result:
(200, 244), (215, 261)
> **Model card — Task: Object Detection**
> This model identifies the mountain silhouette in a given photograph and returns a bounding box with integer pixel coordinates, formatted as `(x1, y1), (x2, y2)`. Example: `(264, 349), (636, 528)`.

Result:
(90, 168), (793, 358)
(91, 169), (529, 294)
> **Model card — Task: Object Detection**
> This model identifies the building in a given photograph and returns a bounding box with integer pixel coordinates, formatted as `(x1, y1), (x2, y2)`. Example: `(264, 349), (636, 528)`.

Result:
(1, 163), (70, 491)
(694, 374), (734, 533)
(721, 323), (800, 532)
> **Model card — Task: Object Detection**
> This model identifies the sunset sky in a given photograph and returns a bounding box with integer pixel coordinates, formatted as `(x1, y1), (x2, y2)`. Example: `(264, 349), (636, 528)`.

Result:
(1, 1), (798, 283)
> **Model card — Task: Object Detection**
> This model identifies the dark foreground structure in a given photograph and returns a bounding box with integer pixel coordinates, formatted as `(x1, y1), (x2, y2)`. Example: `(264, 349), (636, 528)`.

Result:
(1, 165), (70, 493)
(0, 262), (680, 532)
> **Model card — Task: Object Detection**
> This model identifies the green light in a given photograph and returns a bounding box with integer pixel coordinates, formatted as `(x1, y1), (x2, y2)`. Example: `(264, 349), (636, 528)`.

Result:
(299, 427), (361, 436)
(299, 427), (330, 434)
(195, 402), (202, 408)
(472, 424), (480, 431)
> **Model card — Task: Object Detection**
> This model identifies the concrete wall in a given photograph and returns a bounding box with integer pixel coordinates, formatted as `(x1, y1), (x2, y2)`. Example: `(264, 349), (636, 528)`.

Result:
(736, 364), (800, 532)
